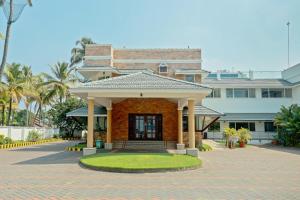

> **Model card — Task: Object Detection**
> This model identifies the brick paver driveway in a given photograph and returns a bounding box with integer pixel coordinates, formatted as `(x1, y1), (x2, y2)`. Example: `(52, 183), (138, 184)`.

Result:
(1, 141), (300, 200)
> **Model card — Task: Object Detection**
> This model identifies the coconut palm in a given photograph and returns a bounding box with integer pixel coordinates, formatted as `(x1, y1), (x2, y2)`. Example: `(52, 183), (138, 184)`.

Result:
(0, 91), (9, 125)
(0, 63), (24, 125)
(42, 62), (77, 103)
(21, 65), (35, 126)
(0, 0), (32, 80)
(33, 75), (57, 125)
(70, 37), (95, 67)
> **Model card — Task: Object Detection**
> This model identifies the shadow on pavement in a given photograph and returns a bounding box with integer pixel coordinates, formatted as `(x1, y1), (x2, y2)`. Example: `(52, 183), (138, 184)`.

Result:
(13, 151), (81, 165)
(9, 141), (80, 152)
(254, 144), (300, 156)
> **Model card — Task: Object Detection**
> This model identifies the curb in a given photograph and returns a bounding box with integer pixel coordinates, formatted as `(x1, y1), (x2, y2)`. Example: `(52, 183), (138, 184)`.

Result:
(0, 139), (63, 150)
(65, 146), (82, 152)
(79, 160), (202, 173)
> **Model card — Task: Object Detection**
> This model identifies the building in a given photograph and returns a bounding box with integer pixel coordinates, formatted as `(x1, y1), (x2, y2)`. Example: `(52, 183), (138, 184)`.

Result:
(203, 65), (300, 144)
(69, 44), (300, 155)
(69, 44), (223, 156)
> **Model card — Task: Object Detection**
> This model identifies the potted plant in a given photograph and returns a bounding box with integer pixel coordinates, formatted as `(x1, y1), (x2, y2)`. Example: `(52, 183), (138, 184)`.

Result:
(224, 127), (237, 148)
(237, 128), (252, 147)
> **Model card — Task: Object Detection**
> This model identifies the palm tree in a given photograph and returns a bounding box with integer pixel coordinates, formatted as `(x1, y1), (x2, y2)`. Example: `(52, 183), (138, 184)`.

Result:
(0, 91), (9, 126)
(0, 0), (32, 80)
(21, 65), (35, 126)
(70, 37), (95, 68)
(0, 63), (24, 125)
(33, 75), (56, 125)
(43, 62), (77, 103)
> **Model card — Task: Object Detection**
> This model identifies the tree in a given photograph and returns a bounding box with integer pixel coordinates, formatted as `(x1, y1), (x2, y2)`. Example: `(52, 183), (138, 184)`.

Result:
(275, 104), (300, 146)
(47, 97), (86, 137)
(21, 65), (35, 126)
(0, 63), (24, 125)
(42, 62), (77, 103)
(0, 91), (9, 125)
(70, 37), (95, 67)
(32, 75), (56, 125)
(0, 0), (32, 80)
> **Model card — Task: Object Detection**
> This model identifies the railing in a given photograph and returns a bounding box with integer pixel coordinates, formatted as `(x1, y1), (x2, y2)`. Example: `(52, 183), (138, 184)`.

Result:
(207, 131), (277, 140)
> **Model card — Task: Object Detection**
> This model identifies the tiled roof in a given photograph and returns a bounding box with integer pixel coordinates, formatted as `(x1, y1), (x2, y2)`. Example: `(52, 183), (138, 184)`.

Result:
(183, 105), (223, 116)
(75, 72), (211, 90)
(203, 78), (293, 87)
(66, 106), (106, 117)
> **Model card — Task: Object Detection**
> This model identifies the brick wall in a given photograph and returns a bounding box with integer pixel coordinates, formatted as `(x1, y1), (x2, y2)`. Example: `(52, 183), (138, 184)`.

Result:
(113, 49), (201, 60)
(111, 98), (178, 141)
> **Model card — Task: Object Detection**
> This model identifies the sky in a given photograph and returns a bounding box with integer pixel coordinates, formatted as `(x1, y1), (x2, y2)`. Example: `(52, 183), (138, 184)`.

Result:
(0, 0), (299, 74)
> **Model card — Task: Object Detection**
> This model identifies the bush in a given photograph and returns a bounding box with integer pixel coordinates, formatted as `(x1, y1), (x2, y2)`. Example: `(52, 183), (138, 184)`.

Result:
(0, 134), (4, 145)
(3, 136), (13, 144)
(237, 128), (252, 143)
(52, 133), (59, 139)
(27, 130), (41, 142)
(198, 143), (213, 151)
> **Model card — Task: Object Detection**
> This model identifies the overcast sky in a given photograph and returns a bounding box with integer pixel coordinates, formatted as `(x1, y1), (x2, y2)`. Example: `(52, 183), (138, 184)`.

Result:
(0, 0), (299, 74)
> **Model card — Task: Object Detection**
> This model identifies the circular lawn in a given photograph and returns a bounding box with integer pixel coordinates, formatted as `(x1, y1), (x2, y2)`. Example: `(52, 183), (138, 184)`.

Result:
(80, 153), (201, 173)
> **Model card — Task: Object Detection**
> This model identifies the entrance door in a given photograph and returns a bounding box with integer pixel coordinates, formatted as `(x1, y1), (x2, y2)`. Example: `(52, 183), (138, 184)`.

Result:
(128, 114), (162, 140)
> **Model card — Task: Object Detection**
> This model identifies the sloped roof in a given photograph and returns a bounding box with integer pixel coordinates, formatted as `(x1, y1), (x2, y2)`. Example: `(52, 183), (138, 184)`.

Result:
(75, 72), (211, 90)
(66, 106), (107, 117)
(220, 113), (277, 121)
(183, 105), (223, 116)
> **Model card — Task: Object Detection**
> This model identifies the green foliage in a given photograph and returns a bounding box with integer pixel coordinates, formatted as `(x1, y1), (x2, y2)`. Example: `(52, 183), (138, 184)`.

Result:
(47, 97), (86, 137)
(4, 137), (13, 144)
(0, 134), (4, 144)
(26, 130), (41, 142)
(52, 133), (59, 139)
(198, 143), (213, 151)
(275, 104), (300, 146)
(237, 128), (252, 143)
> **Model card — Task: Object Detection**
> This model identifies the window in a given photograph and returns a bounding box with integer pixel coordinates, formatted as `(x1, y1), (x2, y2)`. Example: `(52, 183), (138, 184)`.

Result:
(208, 122), (220, 132)
(226, 88), (256, 98)
(183, 116), (188, 131)
(269, 88), (284, 97)
(264, 122), (276, 132)
(249, 88), (256, 98)
(207, 88), (221, 98)
(229, 122), (255, 131)
(185, 74), (195, 82)
(285, 88), (292, 97)
(226, 88), (233, 98)
(159, 63), (168, 73)
(261, 88), (292, 98)
(234, 88), (249, 98)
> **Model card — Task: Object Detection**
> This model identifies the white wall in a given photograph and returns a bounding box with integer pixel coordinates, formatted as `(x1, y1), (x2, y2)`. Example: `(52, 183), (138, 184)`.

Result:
(203, 88), (294, 113)
(0, 127), (59, 141)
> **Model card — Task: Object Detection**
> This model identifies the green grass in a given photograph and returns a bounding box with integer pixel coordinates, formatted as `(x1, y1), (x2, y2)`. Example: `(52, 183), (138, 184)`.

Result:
(80, 153), (201, 171)
(198, 143), (213, 151)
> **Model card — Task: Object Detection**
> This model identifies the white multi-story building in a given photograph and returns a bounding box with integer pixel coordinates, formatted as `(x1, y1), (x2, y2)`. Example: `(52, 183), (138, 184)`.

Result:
(202, 63), (300, 143)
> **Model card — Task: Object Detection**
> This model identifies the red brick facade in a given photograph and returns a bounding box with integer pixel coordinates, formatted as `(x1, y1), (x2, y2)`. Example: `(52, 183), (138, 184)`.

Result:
(111, 98), (178, 141)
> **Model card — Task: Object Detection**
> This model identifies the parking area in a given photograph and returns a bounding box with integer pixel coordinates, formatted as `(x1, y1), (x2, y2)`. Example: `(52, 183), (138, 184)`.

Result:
(0, 141), (300, 199)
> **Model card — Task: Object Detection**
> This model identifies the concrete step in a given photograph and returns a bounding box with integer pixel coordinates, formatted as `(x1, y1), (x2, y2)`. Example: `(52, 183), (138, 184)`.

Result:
(113, 141), (176, 149)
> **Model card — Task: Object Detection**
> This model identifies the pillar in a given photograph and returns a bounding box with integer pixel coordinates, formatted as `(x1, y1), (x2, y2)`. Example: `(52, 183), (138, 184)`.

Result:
(105, 108), (113, 149)
(188, 99), (195, 148)
(177, 108), (185, 150)
(87, 97), (94, 148)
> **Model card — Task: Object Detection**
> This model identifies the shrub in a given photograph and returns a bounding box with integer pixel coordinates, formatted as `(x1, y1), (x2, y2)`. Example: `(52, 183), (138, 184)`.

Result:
(27, 130), (41, 142)
(4, 137), (13, 144)
(198, 143), (213, 151)
(0, 134), (4, 145)
(224, 127), (237, 147)
(52, 133), (59, 139)
(237, 128), (252, 143)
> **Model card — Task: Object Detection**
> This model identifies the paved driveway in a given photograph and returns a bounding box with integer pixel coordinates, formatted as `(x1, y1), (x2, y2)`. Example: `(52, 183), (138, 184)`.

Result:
(0, 141), (300, 200)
